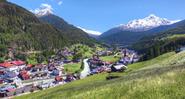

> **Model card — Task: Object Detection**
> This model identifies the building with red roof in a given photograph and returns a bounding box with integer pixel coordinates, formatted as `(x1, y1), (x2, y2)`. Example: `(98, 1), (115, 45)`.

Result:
(0, 62), (17, 72)
(11, 60), (25, 66)
(19, 70), (30, 80)
(0, 62), (14, 68)
(11, 60), (26, 70)
(27, 64), (33, 67)
(0, 60), (26, 72)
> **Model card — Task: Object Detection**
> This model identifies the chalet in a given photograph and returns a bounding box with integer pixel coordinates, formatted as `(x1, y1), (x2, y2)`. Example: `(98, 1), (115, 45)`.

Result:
(0, 84), (38, 97)
(0, 62), (15, 71)
(19, 70), (30, 80)
(4, 72), (17, 83)
(26, 64), (33, 70)
(132, 55), (139, 63)
(65, 74), (75, 82)
(30, 71), (48, 79)
(55, 76), (63, 82)
(89, 55), (103, 66)
(0, 85), (16, 97)
(0, 60), (26, 72)
(32, 64), (47, 72)
(0, 62), (14, 69)
(111, 64), (127, 72)
(51, 69), (60, 76)
(0, 70), (5, 75)
(63, 59), (72, 64)
(11, 60), (26, 70)
(89, 59), (104, 68)
(96, 51), (113, 56)
(48, 66), (55, 71)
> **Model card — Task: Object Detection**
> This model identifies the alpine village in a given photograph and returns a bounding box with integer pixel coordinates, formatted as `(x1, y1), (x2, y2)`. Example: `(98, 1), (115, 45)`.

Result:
(0, 0), (185, 99)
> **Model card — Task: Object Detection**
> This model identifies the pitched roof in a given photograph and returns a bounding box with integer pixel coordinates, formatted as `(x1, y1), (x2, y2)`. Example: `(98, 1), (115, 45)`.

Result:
(0, 60), (25, 68)
(11, 60), (25, 66)
(27, 64), (33, 67)
(7, 88), (16, 92)
(0, 62), (14, 68)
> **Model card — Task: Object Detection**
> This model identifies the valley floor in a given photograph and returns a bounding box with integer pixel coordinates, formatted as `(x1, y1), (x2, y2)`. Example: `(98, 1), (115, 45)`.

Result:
(15, 51), (185, 99)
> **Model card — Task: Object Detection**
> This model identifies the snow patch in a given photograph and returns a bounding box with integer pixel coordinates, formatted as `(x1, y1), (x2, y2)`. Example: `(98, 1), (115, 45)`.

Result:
(31, 3), (53, 17)
(118, 14), (181, 32)
(78, 27), (102, 35)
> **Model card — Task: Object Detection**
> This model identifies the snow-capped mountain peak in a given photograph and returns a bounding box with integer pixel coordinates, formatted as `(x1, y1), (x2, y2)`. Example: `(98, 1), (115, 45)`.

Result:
(31, 4), (53, 17)
(118, 14), (180, 32)
(145, 14), (160, 20)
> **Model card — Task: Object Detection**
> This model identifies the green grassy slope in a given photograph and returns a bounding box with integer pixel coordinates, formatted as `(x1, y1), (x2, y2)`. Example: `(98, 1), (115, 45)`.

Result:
(0, 1), (69, 50)
(0, 1), (98, 51)
(132, 24), (185, 60)
(64, 63), (81, 73)
(16, 51), (185, 99)
(39, 14), (96, 46)
(100, 55), (120, 63)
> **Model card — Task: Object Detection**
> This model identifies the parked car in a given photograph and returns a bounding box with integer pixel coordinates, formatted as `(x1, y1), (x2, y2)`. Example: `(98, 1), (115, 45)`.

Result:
(90, 69), (98, 75)
(37, 83), (50, 90)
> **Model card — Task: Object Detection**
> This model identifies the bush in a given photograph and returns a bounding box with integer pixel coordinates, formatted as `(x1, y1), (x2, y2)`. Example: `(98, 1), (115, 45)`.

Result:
(0, 57), (4, 63)
(0, 44), (7, 57)
(15, 54), (26, 61)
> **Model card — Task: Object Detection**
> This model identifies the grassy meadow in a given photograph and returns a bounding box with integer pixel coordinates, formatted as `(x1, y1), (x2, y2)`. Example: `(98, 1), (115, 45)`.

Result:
(63, 63), (82, 73)
(15, 51), (185, 99)
(100, 55), (120, 63)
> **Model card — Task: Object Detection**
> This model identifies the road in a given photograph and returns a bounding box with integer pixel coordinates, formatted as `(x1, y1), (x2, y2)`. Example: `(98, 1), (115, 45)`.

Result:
(80, 59), (90, 79)
(22, 78), (55, 86)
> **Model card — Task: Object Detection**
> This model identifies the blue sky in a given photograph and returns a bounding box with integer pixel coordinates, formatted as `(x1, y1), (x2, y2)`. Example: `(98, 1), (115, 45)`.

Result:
(8, 0), (185, 32)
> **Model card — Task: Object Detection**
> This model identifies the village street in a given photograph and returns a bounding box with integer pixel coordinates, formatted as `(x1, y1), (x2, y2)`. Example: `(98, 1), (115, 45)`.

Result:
(22, 77), (55, 86)
(80, 59), (90, 79)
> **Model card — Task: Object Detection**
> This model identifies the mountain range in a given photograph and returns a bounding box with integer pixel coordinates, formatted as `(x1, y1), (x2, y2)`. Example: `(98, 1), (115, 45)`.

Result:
(0, 1), (96, 51)
(99, 14), (181, 46)
(132, 20), (185, 60)
(32, 5), (101, 38)
(38, 14), (95, 44)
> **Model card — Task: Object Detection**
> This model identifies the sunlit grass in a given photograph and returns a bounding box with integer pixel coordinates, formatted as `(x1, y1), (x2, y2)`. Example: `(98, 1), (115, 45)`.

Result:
(63, 63), (82, 73)
(16, 51), (185, 99)
(100, 55), (120, 63)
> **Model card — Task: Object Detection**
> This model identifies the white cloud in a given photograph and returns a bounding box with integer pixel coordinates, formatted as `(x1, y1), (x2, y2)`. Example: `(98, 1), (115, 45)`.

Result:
(31, 3), (53, 16)
(78, 27), (102, 35)
(58, 1), (63, 5)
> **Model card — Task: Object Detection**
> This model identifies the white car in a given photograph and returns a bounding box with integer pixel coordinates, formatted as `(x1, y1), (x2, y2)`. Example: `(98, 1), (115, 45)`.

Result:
(38, 83), (50, 90)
